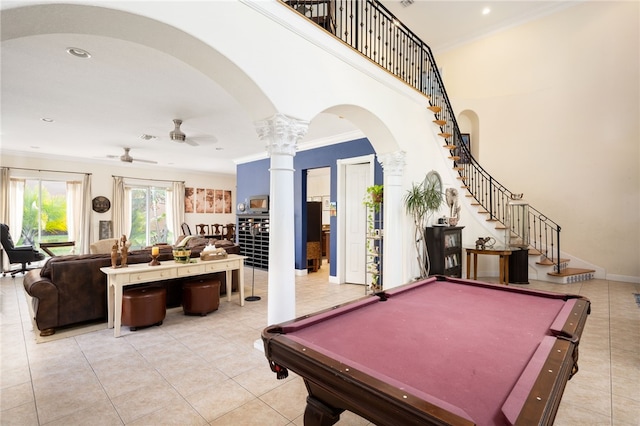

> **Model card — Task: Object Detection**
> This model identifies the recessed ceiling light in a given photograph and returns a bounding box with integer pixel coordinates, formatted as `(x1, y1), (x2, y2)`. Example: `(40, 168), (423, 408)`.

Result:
(140, 134), (157, 141)
(41, 117), (54, 122)
(482, 7), (491, 15)
(215, 147), (223, 151)
(66, 47), (91, 59)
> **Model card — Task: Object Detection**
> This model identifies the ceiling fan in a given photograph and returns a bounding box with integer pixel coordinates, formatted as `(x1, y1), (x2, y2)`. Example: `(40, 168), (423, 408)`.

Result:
(169, 118), (217, 147)
(106, 147), (157, 164)
(170, 118), (197, 146)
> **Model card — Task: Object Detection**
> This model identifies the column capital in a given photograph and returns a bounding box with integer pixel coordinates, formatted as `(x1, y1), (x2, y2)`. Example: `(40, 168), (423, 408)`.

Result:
(378, 151), (406, 177)
(255, 113), (309, 157)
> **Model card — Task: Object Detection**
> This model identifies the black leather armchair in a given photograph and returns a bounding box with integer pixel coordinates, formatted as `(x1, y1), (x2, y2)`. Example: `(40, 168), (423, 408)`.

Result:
(1, 223), (45, 276)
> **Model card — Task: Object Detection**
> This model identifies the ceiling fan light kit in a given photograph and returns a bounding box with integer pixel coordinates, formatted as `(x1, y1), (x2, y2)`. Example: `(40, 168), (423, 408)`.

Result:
(168, 118), (207, 146)
(170, 119), (186, 142)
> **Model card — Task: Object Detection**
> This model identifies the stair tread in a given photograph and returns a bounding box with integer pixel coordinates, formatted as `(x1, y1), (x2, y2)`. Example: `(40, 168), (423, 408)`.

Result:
(548, 268), (595, 277)
(439, 133), (452, 138)
(537, 257), (570, 265)
(433, 119), (447, 126)
(443, 144), (456, 149)
(428, 106), (441, 113)
(448, 156), (461, 160)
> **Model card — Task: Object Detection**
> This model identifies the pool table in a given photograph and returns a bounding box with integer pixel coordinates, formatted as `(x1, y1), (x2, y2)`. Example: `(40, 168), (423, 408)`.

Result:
(262, 276), (590, 426)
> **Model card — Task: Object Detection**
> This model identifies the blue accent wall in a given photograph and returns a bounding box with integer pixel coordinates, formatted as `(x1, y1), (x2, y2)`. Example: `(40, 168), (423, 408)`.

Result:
(236, 138), (382, 274)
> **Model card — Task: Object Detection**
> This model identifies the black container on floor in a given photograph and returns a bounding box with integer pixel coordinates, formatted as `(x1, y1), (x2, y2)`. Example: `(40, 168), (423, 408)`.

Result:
(509, 248), (529, 284)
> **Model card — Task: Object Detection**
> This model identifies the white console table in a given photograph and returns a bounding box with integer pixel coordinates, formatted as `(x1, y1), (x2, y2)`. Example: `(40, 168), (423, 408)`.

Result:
(101, 254), (246, 337)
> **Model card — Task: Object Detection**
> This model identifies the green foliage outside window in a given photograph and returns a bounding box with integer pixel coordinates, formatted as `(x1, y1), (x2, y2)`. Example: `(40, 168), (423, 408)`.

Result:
(128, 187), (170, 249)
(20, 180), (68, 246)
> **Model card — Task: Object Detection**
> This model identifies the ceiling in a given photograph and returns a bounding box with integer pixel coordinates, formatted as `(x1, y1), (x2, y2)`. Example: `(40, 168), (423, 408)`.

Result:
(0, 1), (575, 175)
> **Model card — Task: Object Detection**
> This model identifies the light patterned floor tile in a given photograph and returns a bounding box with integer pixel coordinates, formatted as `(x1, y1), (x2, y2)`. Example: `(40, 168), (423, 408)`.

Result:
(0, 270), (638, 426)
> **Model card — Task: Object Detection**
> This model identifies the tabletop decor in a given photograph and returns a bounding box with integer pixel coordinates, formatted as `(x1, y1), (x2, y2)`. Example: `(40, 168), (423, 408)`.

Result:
(149, 245), (161, 266)
(200, 244), (227, 261)
(172, 248), (191, 263)
(445, 187), (460, 226)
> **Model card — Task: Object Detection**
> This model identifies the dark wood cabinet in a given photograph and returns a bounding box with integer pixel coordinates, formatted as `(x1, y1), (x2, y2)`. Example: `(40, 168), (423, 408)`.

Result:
(426, 226), (464, 277)
(238, 215), (270, 270)
(307, 202), (322, 272)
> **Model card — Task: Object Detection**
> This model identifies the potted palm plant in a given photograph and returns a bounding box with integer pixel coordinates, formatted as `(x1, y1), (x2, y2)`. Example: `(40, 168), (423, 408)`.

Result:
(404, 173), (444, 278)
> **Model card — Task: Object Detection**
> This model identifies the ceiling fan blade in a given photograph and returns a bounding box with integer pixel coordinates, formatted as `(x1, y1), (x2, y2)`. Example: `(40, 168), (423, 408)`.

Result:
(185, 139), (199, 147)
(132, 157), (158, 164)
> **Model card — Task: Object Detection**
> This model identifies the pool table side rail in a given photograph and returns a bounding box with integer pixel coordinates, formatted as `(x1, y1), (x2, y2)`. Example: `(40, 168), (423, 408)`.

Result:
(549, 297), (591, 343)
(510, 338), (578, 425)
(410, 276), (587, 304)
(262, 328), (476, 426)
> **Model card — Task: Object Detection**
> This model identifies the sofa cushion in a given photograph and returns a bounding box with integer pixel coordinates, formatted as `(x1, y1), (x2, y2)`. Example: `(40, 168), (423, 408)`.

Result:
(41, 253), (112, 278)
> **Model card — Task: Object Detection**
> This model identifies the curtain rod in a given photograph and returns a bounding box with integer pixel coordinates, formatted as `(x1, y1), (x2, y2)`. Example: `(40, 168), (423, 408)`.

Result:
(4, 166), (91, 176)
(112, 175), (184, 184)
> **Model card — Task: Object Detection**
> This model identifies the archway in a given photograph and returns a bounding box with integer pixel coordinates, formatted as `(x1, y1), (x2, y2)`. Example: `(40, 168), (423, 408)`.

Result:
(457, 109), (480, 160)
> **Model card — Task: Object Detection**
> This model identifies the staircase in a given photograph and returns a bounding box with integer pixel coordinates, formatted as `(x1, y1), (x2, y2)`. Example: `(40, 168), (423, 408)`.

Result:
(285, 0), (595, 283)
(431, 116), (595, 283)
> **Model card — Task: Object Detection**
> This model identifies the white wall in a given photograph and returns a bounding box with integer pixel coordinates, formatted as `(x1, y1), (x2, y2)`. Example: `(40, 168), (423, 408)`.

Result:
(307, 167), (330, 225)
(436, 1), (639, 281)
(4, 1), (638, 282)
(1, 153), (236, 244)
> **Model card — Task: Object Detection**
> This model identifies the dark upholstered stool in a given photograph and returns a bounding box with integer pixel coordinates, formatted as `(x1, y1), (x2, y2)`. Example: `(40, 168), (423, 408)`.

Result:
(182, 278), (221, 316)
(122, 286), (166, 331)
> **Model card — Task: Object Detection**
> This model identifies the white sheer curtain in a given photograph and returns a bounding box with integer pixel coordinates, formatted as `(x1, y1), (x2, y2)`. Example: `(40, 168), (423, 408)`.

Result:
(1, 168), (9, 267)
(167, 181), (185, 244)
(0, 168), (9, 225)
(66, 174), (92, 253)
(81, 173), (92, 252)
(9, 178), (25, 244)
(111, 176), (131, 240)
(67, 180), (82, 250)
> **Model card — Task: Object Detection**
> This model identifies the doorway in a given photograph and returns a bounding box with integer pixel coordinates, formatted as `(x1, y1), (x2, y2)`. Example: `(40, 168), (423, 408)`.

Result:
(306, 167), (330, 272)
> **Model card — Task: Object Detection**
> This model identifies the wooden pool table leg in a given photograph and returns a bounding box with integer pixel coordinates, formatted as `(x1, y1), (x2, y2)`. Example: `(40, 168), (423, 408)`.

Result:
(304, 396), (343, 426)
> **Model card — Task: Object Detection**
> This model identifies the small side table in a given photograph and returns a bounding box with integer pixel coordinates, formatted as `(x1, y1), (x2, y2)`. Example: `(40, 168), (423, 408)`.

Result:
(465, 247), (512, 284)
(40, 241), (76, 257)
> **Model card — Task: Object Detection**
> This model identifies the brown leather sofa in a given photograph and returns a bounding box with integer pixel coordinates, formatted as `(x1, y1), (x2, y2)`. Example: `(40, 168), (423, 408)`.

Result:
(23, 238), (240, 336)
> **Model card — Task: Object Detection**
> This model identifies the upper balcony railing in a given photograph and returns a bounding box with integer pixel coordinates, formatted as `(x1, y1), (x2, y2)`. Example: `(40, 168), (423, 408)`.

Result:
(284, 0), (562, 271)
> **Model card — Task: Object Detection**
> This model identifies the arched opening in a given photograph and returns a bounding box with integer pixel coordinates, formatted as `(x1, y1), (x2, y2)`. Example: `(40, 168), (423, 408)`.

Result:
(457, 109), (480, 160)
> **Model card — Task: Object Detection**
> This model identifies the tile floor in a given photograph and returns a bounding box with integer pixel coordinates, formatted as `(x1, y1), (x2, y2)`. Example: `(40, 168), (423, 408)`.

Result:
(1, 264), (639, 425)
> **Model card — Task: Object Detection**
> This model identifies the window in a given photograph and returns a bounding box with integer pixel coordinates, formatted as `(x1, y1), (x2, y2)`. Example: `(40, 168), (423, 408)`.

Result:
(3, 168), (90, 256)
(128, 185), (172, 249)
(14, 179), (71, 254)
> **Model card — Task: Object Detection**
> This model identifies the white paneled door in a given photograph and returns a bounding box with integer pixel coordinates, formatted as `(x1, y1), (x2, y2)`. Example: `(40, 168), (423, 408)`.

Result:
(344, 162), (370, 284)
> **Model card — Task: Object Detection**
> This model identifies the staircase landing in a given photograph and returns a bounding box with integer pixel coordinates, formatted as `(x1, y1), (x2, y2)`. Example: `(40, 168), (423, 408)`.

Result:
(547, 268), (596, 284)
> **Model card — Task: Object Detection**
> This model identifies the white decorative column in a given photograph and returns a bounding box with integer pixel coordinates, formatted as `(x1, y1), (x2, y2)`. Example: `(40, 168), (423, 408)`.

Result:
(378, 151), (406, 290)
(255, 113), (308, 325)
